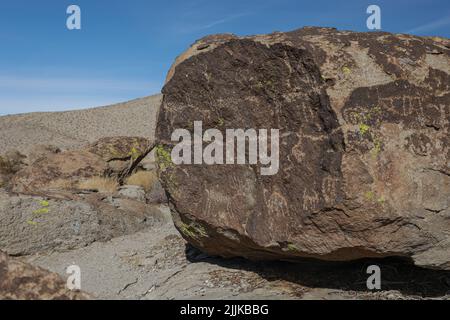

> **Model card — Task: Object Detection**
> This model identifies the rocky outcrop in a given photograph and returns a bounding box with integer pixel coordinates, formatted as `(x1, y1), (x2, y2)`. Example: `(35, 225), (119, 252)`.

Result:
(0, 190), (170, 256)
(86, 137), (150, 162)
(156, 27), (450, 270)
(118, 185), (147, 202)
(0, 250), (90, 299)
(25, 144), (61, 165)
(86, 136), (153, 180)
(0, 135), (167, 257)
(9, 137), (155, 193)
(11, 150), (108, 193)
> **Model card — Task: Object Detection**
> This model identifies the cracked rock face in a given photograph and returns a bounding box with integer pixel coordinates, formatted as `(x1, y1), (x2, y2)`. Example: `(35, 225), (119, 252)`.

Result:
(156, 27), (450, 270)
(85, 136), (153, 178)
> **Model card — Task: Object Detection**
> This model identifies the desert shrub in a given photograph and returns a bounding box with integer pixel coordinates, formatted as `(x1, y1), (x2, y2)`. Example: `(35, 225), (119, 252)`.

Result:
(125, 170), (157, 192)
(0, 156), (11, 174)
(77, 176), (119, 193)
(0, 151), (26, 188)
(0, 151), (25, 175)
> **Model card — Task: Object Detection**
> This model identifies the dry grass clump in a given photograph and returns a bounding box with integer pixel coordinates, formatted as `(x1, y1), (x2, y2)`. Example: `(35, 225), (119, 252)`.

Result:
(125, 170), (157, 192)
(77, 176), (119, 193)
(47, 178), (75, 191)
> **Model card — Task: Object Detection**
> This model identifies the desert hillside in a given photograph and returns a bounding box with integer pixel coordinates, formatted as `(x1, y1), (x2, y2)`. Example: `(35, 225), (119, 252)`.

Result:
(0, 95), (162, 155)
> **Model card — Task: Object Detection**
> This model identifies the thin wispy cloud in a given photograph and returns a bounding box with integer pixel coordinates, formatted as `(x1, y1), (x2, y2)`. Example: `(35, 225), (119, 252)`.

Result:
(199, 13), (251, 30)
(175, 12), (252, 34)
(406, 14), (450, 34)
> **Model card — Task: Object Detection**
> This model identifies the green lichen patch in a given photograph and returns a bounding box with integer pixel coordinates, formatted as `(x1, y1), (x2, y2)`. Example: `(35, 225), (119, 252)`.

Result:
(349, 105), (383, 128)
(364, 190), (386, 206)
(370, 138), (383, 157)
(27, 220), (38, 226)
(342, 66), (351, 75)
(364, 191), (374, 200)
(359, 123), (370, 135)
(33, 208), (49, 215)
(39, 200), (50, 207)
(179, 222), (208, 239)
(156, 145), (173, 171)
(286, 243), (299, 252)
(128, 146), (141, 161)
(155, 144), (178, 191)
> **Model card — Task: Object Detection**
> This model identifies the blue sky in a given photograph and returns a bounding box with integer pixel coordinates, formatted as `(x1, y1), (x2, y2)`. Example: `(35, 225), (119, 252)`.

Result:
(0, 0), (449, 115)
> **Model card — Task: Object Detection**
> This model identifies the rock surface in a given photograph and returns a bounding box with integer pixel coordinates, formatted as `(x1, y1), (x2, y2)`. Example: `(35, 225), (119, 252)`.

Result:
(25, 144), (61, 165)
(0, 190), (170, 256)
(86, 136), (153, 180)
(86, 136), (150, 162)
(11, 150), (108, 193)
(118, 185), (147, 202)
(0, 250), (90, 299)
(156, 27), (450, 270)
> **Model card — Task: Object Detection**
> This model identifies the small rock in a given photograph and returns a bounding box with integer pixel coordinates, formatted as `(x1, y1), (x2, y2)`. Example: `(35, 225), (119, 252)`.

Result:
(146, 180), (167, 204)
(118, 185), (146, 202)
(139, 150), (157, 171)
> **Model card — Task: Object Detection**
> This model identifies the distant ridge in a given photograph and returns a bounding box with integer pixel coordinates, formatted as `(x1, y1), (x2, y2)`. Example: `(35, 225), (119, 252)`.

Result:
(0, 95), (162, 155)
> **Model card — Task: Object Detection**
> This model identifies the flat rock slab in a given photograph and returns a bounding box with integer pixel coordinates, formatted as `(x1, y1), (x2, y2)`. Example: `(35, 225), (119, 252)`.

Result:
(0, 190), (170, 256)
(156, 27), (450, 270)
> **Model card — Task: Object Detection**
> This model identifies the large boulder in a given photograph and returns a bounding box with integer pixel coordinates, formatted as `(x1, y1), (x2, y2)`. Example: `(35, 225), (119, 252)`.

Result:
(156, 27), (450, 270)
(0, 250), (90, 299)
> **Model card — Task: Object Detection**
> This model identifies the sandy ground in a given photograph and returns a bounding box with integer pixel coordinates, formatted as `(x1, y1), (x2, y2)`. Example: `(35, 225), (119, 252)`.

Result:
(25, 208), (297, 300)
(24, 207), (450, 300)
(0, 95), (162, 155)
